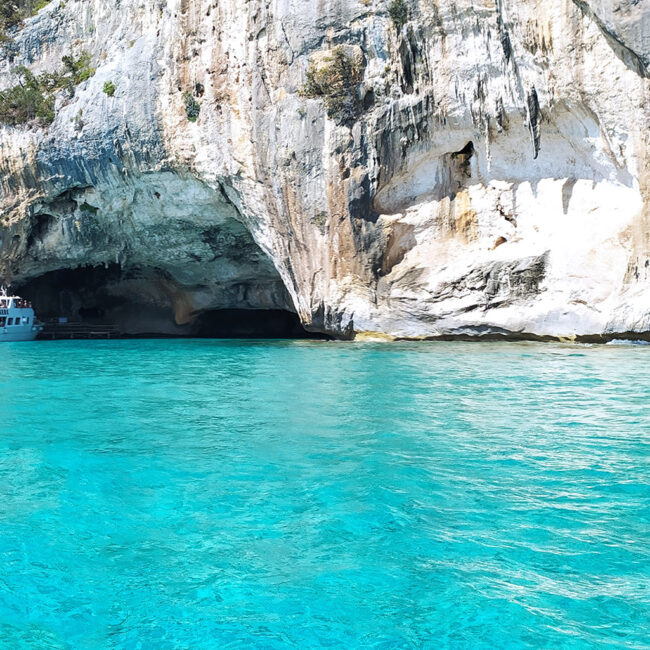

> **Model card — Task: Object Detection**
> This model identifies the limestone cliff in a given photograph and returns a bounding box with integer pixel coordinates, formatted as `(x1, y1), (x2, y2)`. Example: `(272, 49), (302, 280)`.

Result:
(0, 0), (648, 339)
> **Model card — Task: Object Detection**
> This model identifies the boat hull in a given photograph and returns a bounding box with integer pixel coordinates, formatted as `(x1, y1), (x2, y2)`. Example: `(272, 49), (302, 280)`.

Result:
(0, 327), (40, 342)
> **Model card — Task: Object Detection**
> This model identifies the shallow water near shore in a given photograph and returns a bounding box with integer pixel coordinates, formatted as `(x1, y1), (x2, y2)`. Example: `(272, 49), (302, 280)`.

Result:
(0, 339), (648, 648)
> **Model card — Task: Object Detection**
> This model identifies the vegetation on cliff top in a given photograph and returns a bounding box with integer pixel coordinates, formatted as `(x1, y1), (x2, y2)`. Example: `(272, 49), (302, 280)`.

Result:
(0, 52), (95, 126)
(0, 0), (52, 41)
(388, 0), (409, 31)
(299, 46), (364, 124)
(388, 0), (409, 32)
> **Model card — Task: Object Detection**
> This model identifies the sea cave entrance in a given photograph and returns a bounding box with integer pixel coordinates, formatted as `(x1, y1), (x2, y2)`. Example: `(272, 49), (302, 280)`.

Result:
(16, 264), (323, 340)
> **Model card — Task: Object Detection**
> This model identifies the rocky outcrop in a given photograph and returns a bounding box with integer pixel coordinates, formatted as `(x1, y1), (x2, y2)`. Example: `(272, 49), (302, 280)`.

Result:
(0, 0), (648, 339)
(572, 0), (650, 77)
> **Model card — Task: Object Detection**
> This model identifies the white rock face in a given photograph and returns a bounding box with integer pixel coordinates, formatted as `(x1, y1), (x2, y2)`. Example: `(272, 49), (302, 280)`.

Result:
(0, 0), (648, 339)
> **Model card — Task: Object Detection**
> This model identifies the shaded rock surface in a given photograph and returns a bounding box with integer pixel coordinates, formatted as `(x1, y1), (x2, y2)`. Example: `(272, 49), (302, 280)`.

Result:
(0, 0), (649, 339)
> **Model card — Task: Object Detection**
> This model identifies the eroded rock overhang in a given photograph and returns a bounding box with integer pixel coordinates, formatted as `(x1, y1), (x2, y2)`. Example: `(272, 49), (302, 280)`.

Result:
(1, 171), (303, 336)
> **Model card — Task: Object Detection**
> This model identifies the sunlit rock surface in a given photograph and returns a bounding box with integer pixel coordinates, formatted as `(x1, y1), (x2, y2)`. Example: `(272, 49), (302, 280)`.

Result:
(0, 0), (648, 338)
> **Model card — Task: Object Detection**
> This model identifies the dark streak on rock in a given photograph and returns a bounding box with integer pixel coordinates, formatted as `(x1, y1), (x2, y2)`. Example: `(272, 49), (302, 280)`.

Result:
(495, 0), (512, 62)
(526, 86), (541, 159)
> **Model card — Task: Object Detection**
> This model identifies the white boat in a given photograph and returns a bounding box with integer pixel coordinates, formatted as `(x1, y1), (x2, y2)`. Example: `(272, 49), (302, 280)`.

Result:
(0, 287), (43, 342)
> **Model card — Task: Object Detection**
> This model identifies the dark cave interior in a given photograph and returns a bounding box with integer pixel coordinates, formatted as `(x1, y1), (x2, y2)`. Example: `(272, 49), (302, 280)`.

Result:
(15, 265), (325, 339)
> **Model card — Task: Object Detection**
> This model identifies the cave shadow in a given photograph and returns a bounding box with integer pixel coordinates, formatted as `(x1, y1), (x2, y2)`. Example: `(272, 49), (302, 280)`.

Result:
(15, 265), (329, 340)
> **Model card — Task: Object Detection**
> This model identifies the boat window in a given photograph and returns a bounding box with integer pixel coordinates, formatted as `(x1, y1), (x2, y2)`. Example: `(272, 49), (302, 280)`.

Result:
(7, 318), (13, 325)
(0, 317), (5, 326)
(26, 317), (30, 324)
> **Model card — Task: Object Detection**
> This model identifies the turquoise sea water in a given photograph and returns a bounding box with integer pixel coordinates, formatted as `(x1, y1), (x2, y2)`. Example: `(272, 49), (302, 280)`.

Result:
(0, 339), (648, 649)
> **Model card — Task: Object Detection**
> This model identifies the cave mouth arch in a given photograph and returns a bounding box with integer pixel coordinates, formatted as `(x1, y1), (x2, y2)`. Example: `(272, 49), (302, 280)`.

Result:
(15, 264), (326, 340)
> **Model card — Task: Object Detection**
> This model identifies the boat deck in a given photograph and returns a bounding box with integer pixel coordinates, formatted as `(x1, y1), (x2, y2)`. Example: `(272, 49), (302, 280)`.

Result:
(38, 321), (122, 340)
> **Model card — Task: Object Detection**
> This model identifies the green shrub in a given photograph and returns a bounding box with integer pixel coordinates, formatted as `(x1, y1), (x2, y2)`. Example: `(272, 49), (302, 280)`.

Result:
(299, 46), (364, 124)
(79, 201), (98, 214)
(103, 81), (116, 97)
(0, 51), (95, 126)
(0, 2), (27, 31)
(32, 0), (51, 12)
(389, 0), (409, 31)
(0, 66), (55, 125)
(183, 90), (200, 122)
(62, 52), (95, 85)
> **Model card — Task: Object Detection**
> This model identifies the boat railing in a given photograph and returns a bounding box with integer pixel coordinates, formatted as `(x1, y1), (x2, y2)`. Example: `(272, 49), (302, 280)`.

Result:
(0, 298), (33, 309)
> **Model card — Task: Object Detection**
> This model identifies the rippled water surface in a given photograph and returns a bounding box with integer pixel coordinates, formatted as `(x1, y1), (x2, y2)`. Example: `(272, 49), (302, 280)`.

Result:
(0, 339), (648, 648)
